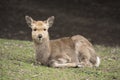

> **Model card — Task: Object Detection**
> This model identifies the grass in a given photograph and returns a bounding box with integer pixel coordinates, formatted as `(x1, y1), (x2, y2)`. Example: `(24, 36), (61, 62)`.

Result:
(0, 39), (120, 80)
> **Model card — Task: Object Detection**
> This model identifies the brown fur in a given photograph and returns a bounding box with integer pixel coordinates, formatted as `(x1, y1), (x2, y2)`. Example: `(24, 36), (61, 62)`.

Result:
(25, 16), (100, 68)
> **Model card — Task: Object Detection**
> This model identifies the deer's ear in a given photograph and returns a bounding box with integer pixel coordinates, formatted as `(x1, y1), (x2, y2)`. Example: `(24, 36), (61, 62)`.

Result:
(25, 16), (35, 27)
(45, 16), (55, 27)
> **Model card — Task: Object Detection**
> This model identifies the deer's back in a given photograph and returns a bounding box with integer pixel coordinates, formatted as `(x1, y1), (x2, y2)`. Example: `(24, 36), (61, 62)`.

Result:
(49, 35), (93, 62)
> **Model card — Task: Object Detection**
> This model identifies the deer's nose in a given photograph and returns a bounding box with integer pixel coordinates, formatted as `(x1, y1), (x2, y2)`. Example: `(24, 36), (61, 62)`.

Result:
(38, 34), (42, 39)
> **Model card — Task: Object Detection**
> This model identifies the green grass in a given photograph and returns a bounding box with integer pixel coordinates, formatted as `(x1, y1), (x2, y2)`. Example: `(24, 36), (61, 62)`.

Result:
(0, 39), (120, 80)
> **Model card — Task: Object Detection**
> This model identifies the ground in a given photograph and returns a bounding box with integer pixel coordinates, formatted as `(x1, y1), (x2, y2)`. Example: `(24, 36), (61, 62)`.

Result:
(0, 39), (120, 80)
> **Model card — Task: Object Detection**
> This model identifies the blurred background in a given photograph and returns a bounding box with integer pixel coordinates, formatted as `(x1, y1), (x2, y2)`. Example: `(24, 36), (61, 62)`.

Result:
(0, 0), (120, 46)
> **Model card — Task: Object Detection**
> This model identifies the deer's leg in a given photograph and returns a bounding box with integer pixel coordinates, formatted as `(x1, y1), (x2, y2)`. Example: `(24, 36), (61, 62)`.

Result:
(77, 48), (94, 67)
(77, 58), (93, 67)
(49, 58), (77, 68)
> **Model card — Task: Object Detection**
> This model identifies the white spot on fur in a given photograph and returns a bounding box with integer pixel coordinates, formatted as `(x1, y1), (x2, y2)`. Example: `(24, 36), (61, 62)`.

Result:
(95, 57), (100, 67)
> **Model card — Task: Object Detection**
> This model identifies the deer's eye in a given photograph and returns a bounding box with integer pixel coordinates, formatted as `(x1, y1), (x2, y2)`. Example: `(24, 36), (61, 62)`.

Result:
(33, 28), (37, 31)
(44, 29), (46, 31)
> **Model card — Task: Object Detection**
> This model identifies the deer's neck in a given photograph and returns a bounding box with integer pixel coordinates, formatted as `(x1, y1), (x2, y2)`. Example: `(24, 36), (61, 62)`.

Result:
(34, 38), (51, 65)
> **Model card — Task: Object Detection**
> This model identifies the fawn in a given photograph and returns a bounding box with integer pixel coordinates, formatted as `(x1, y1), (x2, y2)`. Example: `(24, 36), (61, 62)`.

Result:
(25, 16), (100, 68)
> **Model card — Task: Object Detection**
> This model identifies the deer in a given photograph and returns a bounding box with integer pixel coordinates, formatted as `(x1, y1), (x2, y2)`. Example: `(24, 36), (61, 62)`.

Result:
(25, 16), (100, 68)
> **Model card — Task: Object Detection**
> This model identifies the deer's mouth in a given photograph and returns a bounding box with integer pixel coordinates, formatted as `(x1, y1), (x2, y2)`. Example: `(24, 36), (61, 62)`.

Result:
(38, 38), (42, 41)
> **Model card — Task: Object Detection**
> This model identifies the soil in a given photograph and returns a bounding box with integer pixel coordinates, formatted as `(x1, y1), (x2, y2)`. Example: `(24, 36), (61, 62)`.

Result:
(0, 0), (120, 46)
